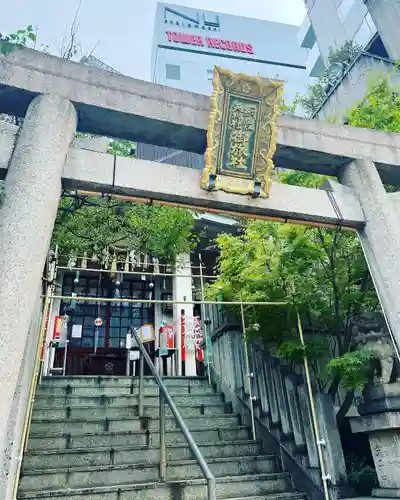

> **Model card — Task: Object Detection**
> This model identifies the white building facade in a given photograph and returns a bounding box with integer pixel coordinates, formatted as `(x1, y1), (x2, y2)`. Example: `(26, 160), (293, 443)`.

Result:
(298, 0), (386, 77)
(151, 2), (312, 107)
(298, 0), (396, 120)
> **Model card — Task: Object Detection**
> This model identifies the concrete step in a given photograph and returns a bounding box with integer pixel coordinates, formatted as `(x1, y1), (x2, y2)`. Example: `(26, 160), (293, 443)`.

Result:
(33, 393), (223, 409)
(19, 455), (278, 491)
(31, 402), (230, 421)
(17, 473), (292, 500)
(30, 414), (240, 435)
(41, 376), (208, 388)
(36, 384), (216, 396)
(23, 440), (262, 471)
(27, 426), (251, 450)
(224, 494), (307, 500)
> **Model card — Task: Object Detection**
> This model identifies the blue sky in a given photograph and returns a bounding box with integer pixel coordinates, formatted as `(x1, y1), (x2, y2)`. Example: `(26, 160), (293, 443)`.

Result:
(0, 0), (306, 80)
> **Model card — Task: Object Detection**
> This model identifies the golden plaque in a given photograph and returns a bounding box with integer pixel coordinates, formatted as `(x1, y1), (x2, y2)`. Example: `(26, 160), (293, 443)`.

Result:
(201, 67), (283, 198)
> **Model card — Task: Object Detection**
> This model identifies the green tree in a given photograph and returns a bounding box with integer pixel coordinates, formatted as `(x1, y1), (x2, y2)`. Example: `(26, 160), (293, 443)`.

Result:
(53, 194), (197, 262)
(207, 170), (379, 422)
(347, 73), (400, 132)
(53, 132), (195, 261)
(208, 68), (400, 418)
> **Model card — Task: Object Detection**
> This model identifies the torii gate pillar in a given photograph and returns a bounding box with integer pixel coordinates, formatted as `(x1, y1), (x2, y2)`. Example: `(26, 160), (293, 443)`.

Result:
(0, 94), (77, 499)
(340, 158), (400, 350)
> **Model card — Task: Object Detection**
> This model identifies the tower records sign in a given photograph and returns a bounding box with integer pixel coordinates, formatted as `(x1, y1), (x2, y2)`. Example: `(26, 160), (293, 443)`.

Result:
(166, 31), (254, 55)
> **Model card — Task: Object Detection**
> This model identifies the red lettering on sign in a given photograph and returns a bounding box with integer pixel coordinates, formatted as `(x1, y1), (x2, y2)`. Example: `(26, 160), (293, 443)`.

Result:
(206, 37), (215, 48)
(167, 32), (254, 55)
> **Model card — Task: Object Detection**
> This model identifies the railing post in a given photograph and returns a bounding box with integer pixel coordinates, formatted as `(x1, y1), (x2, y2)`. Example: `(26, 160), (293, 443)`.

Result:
(139, 352), (144, 418)
(130, 327), (214, 495)
(240, 303), (256, 441)
(159, 389), (167, 480)
(62, 340), (69, 376)
(207, 477), (217, 500)
(125, 348), (130, 376)
(199, 254), (212, 386)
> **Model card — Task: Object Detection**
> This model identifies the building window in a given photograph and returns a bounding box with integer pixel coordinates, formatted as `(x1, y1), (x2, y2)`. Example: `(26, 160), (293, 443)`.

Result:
(366, 34), (389, 58)
(207, 69), (214, 81)
(354, 16), (375, 47)
(365, 12), (376, 33)
(166, 64), (181, 80)
(61, 274), (154, 349)
(338, 0), (355, 21)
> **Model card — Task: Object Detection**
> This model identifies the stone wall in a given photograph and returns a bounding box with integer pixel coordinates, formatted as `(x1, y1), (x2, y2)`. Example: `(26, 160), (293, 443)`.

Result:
(206, 304), (349, 500)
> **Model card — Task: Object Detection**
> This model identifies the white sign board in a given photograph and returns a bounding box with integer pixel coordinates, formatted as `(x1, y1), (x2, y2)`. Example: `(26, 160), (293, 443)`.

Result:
(140, 324), (154, 343)
(71, 324), (82, 338)
(130, 351), (140, 361)
(126, 333), (132, 349)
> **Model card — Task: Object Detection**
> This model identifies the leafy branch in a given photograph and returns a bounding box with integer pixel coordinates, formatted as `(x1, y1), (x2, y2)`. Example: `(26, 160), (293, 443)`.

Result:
(326, 349), (377, 391)
(0, 25), (36, 56)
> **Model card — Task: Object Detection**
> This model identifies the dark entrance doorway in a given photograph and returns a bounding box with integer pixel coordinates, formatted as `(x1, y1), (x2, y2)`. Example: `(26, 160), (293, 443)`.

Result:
(55, 272), (154, 375)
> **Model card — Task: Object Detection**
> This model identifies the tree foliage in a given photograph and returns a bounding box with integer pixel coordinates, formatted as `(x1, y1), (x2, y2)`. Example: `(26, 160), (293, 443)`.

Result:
(52, 133), (195, 261)
(326, 349), (377, 391)
(207, 170), (380, 395)
(0, 25), (36, 56)
(347, 72), (400, 132)
(52, 195), (197, 262)
(210, 65), (400, 399)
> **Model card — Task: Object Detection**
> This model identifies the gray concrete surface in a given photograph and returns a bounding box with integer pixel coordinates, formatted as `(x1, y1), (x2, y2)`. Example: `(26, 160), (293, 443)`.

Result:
(0, 121), (18, 180)
(62, 149), (365, 228)
(350, 409), (400, 492)
(3, 48), (400, 183)
(18, 376), (303, 500)
(0, 94), (76, 500)
(3, 284), (42, 500)
(339, 159), (400, 372)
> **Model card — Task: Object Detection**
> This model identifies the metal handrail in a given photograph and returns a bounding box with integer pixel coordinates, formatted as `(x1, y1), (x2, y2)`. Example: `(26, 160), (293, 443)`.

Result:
(129, 327), (217, 500)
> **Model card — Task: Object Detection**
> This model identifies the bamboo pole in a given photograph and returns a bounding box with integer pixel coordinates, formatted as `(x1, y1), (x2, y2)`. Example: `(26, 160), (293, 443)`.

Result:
(47, 295), (288, 306)
(75, 189), (356, 232)
(198, 254), (212, 386)
(57, 266), (218, 280)
(12, 249), (58, 500)
(240, 302), (256, 441)
(294, 293), (330, 500)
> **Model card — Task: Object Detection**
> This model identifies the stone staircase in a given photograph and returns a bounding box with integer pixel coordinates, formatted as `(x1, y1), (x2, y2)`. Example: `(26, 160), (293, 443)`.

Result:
(17, 376), (308, 500)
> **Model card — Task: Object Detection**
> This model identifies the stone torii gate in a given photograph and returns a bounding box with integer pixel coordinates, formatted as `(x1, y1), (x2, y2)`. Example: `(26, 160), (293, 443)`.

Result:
(1, 47), (400, 498)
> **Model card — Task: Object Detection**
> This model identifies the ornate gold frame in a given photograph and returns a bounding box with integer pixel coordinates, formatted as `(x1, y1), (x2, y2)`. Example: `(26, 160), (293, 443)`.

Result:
(201, 67), (283, 198)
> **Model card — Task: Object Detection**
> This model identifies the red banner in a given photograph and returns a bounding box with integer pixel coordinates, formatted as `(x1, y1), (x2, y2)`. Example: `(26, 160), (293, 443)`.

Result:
(53, 315), (62, 341)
